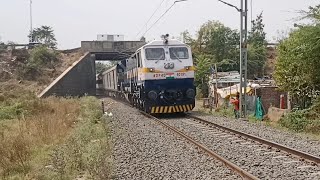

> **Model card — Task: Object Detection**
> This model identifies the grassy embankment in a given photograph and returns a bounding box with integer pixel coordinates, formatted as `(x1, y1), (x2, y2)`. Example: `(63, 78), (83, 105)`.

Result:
(0, 83), (112, 179)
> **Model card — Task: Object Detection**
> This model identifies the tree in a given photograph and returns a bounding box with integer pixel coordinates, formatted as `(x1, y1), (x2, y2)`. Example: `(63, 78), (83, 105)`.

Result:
(185, 21), (240, 71)
(274, 25), (320, 109)
(248, 12), (267, 78)
(194, 54), (212, 98)
(96, 62), (108, 74)
(29, 26), (57, 49)
(95, 61), (118, 74)
(299, 4), (320, 24)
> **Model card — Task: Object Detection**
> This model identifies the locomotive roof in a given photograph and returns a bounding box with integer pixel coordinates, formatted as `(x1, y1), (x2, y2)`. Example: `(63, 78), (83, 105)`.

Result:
(141, 39), (188, 48)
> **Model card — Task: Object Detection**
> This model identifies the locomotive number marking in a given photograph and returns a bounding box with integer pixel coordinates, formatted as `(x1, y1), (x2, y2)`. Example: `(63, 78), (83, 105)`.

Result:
(153, 73), (166, 78)
(177, 72), (186, 77)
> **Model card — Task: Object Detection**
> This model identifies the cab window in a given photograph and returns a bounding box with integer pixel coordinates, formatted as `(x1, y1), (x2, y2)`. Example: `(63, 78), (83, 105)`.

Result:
(145, 48), (165, 60)
(169, 47), (189, 59)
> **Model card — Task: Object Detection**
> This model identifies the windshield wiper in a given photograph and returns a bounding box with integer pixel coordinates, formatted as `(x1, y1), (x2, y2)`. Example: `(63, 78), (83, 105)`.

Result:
(172, 52), (182, 62)
(155, 54), (165, 64)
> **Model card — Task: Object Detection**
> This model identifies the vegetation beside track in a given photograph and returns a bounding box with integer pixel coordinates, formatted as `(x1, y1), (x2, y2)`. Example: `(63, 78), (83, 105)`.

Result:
(0, 84), (112, 179)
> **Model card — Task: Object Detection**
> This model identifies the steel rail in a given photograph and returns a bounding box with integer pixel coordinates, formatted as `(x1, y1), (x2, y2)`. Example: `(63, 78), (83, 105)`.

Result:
(188, 115), (320, 164)
(141, 111), (259, 180)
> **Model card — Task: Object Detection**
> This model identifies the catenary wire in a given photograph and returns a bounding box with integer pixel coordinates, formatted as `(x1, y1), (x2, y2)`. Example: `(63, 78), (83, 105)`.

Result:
(135, 0), (167, 38)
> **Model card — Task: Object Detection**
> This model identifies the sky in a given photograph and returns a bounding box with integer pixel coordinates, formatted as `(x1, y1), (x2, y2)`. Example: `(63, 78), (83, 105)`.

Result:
(0, 0), (319, 49)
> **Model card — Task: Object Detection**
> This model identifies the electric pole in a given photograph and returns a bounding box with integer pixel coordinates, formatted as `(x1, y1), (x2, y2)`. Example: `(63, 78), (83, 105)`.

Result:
(218, 0), (248, 118)
(240, 0), (248, 118)
(29, 0), (33, 43)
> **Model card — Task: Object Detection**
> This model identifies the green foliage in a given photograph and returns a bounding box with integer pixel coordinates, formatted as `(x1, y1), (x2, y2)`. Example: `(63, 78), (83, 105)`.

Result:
(96, 62), (108, 74)
(299, 4), (320, 24)
(194, 54), (213, 98)
(248, 12), (267, 77)
(184, 15), (267, 96)
(0, 85), (41, 121)
(29, 26), (57, 49)
(279, 97), (320, 134)
(18, 46), (59, 80)
(29, 46), (59, 66)
(274, 25), (320, 108)
(279, 110), (310, 132)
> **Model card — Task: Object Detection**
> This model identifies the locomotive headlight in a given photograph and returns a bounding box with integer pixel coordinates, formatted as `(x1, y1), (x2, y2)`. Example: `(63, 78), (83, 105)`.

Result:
(169, 62), (174, 69)
(148, 91), (158, 100)
(148, 68), (154, 72)
(186, 89), (195, 99)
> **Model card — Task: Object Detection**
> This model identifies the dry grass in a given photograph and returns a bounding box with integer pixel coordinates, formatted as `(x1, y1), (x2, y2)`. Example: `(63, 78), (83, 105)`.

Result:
(0, 96), (80, 178)
(0, 83), (111, 179)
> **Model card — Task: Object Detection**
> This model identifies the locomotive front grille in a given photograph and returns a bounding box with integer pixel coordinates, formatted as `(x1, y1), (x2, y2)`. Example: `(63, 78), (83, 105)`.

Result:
(150, 104), (193, 114)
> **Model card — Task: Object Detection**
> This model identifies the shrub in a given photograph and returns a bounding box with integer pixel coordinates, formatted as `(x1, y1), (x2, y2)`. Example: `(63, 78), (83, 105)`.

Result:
(279, 110), (310, 132)
(29, 46), (59, 67)
(279, 97), (320, 134)
(18, 46), (59, 80)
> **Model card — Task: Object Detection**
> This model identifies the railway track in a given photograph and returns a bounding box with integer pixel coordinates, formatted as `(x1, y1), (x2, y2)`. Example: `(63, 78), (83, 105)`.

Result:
(106, 97), (320, 179)
(187, 114), (320, 164)
(157, 114), (320, 179)
(141, 111), (259, 180)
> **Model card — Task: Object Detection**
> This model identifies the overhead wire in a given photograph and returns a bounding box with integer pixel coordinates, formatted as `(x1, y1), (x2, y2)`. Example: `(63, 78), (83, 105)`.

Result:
(141, 0), (186, 38)
(135, 0), (166, 38)
(110, 0), (187, 61)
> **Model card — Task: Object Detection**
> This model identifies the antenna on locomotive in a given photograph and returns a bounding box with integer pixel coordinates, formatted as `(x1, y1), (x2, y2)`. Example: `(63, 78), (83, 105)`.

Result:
(161, 34), (169, 44)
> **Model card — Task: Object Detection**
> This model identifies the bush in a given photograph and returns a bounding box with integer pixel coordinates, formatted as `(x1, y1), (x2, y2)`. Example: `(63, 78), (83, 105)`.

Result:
(29, 46), (59, 67)
(279, 97), (320, 134)
(18, 46), (59, 80)
(279, 110), (310, 132)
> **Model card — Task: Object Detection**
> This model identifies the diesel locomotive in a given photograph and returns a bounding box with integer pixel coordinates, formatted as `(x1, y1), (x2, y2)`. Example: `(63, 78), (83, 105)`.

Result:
(100, 35), (196, 114)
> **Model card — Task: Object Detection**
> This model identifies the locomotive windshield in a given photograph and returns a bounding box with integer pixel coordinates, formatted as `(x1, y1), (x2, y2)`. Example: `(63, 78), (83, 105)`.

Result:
(145, 48), (165, 60)
(170, 47), (189, 59)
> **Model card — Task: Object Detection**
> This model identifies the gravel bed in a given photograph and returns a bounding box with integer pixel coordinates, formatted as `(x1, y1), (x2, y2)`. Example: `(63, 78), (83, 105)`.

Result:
(104, 99), (241, 180)
(191, 112), (320, 157)
(162, 117), (320, 180)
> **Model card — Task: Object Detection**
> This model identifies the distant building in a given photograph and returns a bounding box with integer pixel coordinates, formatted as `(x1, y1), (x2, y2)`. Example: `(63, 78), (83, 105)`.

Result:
(210, 71), (241, 89)
(97, 34), (124, 41)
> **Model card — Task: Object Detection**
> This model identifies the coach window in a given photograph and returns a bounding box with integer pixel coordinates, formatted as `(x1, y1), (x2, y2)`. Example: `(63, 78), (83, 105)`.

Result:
(137, 52), (142, 67)
(145, 48), (165, 60)
(169, 47), (189, 60)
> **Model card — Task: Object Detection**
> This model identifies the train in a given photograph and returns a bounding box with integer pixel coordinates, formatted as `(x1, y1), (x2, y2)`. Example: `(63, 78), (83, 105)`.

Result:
(98, 35), (196, 114)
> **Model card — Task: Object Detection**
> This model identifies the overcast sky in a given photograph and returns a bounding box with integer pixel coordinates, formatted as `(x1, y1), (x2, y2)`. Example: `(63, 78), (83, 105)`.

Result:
(0, 0), (318, 49)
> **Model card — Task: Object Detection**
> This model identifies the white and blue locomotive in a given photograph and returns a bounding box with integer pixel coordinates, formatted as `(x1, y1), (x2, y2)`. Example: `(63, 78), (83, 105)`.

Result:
(101, 36), (196, 114)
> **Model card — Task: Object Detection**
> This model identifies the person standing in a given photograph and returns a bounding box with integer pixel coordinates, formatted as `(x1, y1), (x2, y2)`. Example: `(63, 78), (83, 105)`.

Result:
(230, 93), (240, 119)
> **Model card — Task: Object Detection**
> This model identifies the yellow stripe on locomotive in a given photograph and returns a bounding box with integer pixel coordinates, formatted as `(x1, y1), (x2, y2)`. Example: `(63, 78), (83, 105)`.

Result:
(151, 104), (194, 114)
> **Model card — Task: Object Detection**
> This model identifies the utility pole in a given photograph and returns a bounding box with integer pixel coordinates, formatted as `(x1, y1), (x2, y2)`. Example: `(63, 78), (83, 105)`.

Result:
(218, 0), (248, 118)
(29, 0), (33, 43)
(240, 0), (248, 118)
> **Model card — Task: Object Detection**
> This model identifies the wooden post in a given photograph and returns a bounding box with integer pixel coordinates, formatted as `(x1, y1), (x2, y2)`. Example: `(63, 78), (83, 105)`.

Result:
(101, 101), (105, 114)
(215, 64), (218, 108)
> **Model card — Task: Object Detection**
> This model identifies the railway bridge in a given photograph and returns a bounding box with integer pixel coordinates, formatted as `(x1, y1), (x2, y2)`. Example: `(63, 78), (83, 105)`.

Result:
(39, 40), (145, 98)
